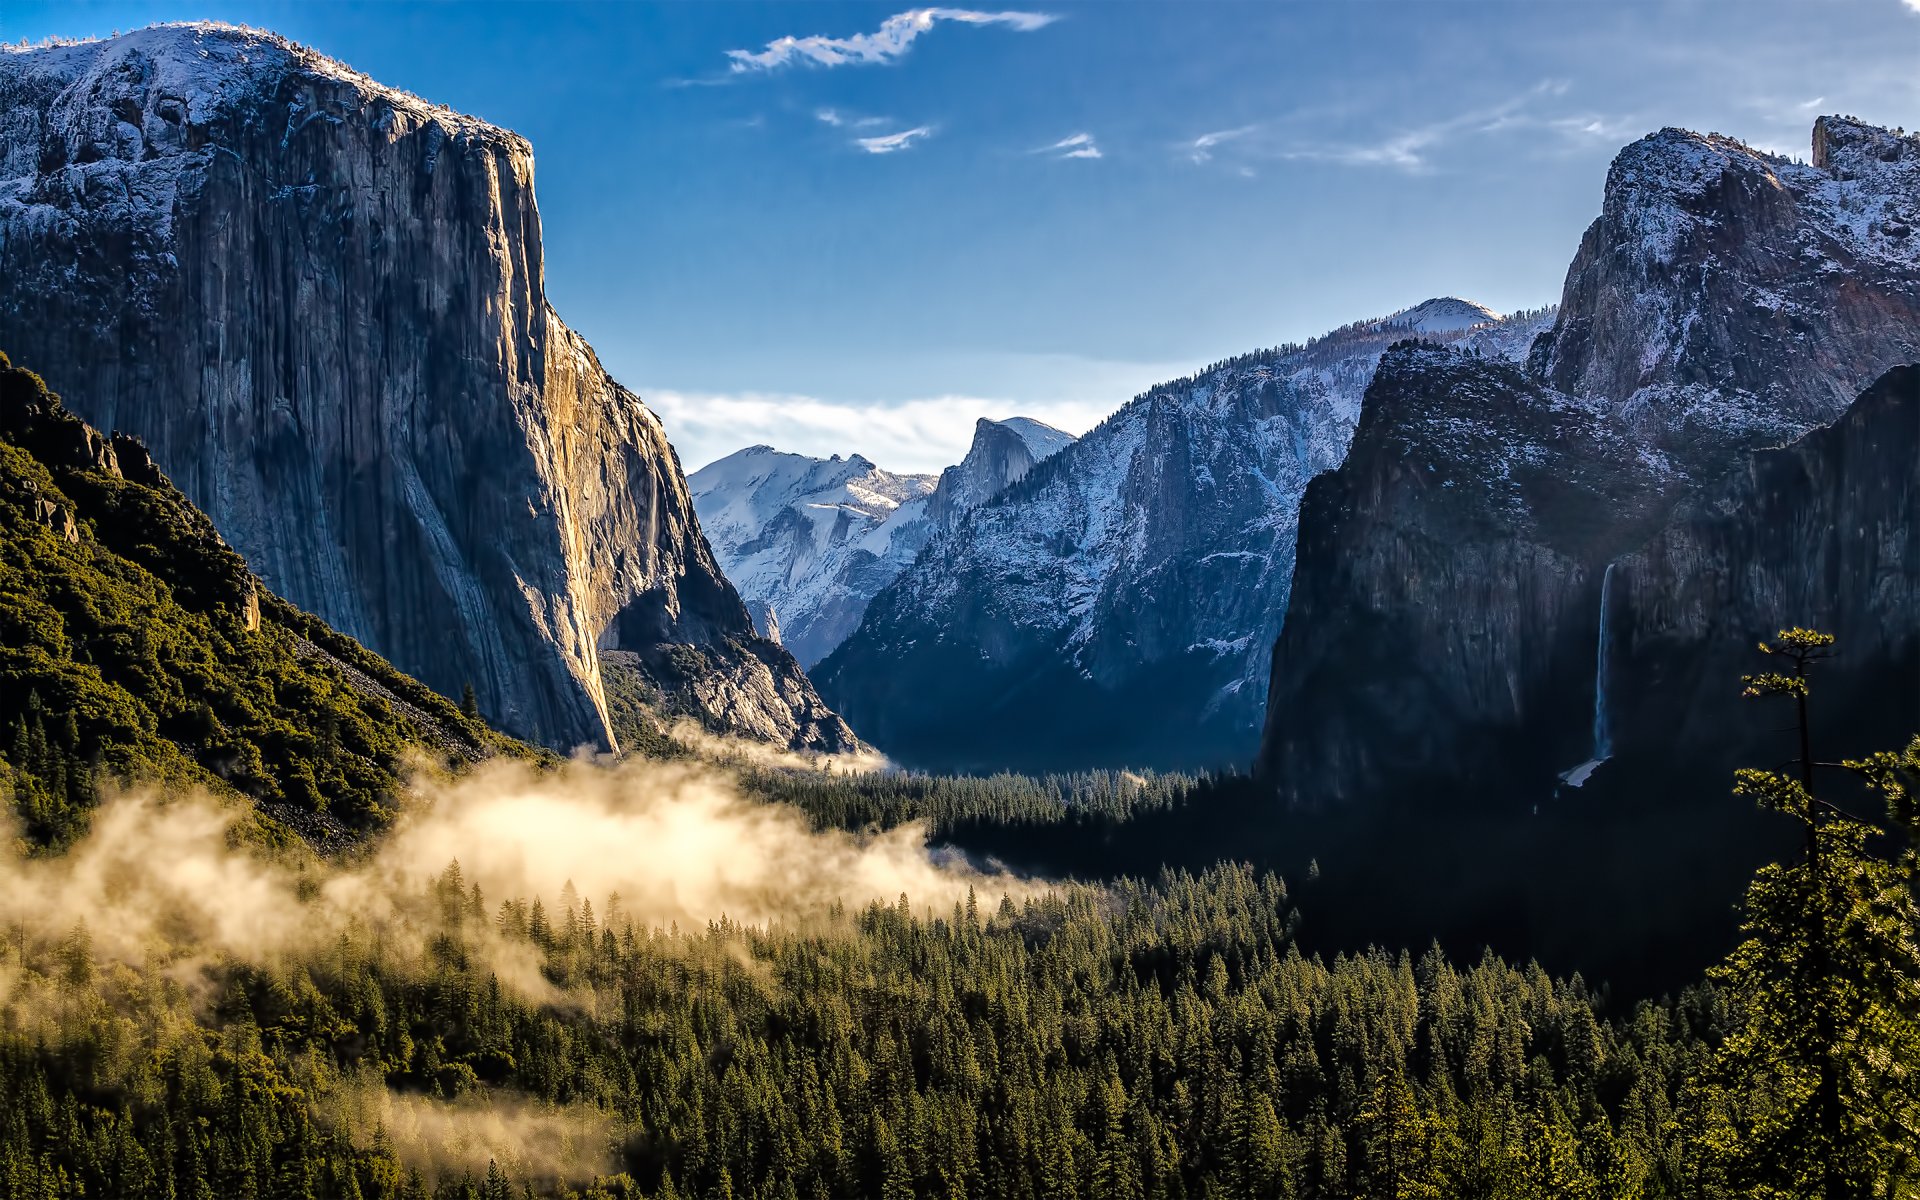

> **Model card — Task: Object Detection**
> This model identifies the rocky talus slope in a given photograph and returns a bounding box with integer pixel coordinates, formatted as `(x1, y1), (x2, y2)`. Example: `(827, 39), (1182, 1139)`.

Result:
(0, 24), (853, 753)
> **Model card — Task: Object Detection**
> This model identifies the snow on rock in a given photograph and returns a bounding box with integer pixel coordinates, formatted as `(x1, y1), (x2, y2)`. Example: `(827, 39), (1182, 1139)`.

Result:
(690, 415), (1076, 668)
(815, 303), (1555, 771)
(994, 416), (1077, 462)
(690, 447), (938, 667)
(1374, 297), (1502, 335)
(1542, 117), (1920, 478)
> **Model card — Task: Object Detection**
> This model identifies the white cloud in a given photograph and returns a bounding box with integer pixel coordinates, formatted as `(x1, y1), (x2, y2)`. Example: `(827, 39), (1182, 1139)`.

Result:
(728, 8), (1057, 73)
(1039, 131), (1102, 159)
(1906, 0), (1920, 12)
(857, 126), (933, 154)
(646, 389), (1114, 474)
(816, 108), (889, 128)
(1189, 126), (1254, 164)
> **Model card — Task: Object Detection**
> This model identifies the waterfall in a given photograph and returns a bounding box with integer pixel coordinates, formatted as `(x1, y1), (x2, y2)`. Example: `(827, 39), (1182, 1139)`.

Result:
(1592, 562), (1616, 762)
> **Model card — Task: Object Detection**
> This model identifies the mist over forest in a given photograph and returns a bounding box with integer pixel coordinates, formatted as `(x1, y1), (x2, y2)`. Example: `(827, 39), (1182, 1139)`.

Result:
(4, 7), (1920, 1199)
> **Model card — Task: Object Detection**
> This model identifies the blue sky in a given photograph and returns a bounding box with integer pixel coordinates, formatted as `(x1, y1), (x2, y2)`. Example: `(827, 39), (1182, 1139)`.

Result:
(7, 1), (1920, 471)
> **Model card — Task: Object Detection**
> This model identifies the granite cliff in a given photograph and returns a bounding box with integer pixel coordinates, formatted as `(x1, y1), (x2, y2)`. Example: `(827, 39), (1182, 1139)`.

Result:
(1259, 118), (1920, 805)
(0, 25), (854, 753)
(1608, 364), (1920, 765)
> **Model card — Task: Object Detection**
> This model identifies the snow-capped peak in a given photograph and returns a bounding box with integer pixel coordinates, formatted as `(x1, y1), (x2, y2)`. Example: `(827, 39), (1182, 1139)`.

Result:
(1375, 297), (1502, 335)
(993, 416), (1077, 462)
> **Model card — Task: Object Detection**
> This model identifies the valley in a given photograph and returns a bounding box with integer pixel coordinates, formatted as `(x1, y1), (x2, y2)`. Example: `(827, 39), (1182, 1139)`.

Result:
(2, 11), (1918, 1199)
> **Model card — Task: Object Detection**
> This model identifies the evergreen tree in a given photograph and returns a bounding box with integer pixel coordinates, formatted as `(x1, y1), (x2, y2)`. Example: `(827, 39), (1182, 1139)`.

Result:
(1701, 629), (1920, 1197)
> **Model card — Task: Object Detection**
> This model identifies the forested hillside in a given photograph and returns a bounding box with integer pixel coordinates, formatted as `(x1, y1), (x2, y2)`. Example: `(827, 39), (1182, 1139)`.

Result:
(0, 352), (523, 847)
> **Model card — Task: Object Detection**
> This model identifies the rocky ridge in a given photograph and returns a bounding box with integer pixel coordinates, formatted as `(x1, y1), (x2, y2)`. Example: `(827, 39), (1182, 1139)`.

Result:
(690, 415), (1074, 668)
(816, 303), (1553, 771)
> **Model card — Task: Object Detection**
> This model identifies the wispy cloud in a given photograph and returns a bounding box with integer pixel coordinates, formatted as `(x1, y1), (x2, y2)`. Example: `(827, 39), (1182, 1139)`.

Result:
(857, 126), (934, 154)
(728, 8), (1057, 73)
(1189, 126), (1254, 164)
(1270, 82), (1623, 174)
(816, 108), (889, 128)
(1906, 0), (1920, 13)
(1038, 132), (1101, 159)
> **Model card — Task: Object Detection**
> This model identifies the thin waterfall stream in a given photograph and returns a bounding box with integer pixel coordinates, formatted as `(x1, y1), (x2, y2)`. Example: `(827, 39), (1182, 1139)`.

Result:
(1559, 562), (1616, 790)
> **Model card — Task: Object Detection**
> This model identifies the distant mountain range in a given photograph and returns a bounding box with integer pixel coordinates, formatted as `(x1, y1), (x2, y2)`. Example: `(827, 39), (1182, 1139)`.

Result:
(810, 301), (1553, 771)
(690, 416), (1074, 667)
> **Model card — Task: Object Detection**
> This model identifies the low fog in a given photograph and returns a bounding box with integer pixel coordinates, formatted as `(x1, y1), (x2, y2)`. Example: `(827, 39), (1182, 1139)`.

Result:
(0, 752), (1033, 1181)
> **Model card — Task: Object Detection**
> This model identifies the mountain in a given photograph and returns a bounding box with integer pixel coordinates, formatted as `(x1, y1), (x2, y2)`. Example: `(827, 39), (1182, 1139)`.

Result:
(689, 415), (1074, 668)
(1376, 296), (1502, 334)
(0, 24), (854, 755)
(1256, 342), (1683, 804)
(689, 448), (938, 667)
(924, 416), (1078, 528)
(1539, 119), (1920, 475)
(1258, 117), (1920, 806)
(0, 351), (520, 847)
(814, 303), (1553, 772)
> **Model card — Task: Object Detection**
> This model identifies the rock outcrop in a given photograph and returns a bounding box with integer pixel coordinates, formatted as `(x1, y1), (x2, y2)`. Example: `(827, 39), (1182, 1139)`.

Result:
(1258, 118), (1920, 806)
(924, 416), (1075, 529)
(0, 24), (854, 753)
(1538, 117), (1920, 475)
(816, 306), (1551, 772)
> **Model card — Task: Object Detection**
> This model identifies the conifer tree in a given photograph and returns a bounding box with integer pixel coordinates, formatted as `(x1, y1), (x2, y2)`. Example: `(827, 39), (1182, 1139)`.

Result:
(1702, 629), (1920, 1197)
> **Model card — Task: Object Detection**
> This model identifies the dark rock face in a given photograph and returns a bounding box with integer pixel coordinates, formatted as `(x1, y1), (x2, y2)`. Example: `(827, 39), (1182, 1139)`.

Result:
(1256, 346), (1681, 805)
(1258, 118), (1920, 807)
(1610, 365), (1920, 764)
(0, 25), (854, 753)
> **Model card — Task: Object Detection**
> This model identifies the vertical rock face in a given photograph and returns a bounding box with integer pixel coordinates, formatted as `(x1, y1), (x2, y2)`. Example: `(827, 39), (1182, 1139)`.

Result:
(689, 416), (1075, 669)
(924, 417), (1074, 528)
(815, 306), (1552, 772)
(1258, 119), (1920, 806)
(1611, 365), (1920, 762)
(0, 25), (855, 753)
(1257, 346), (1680, 805)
